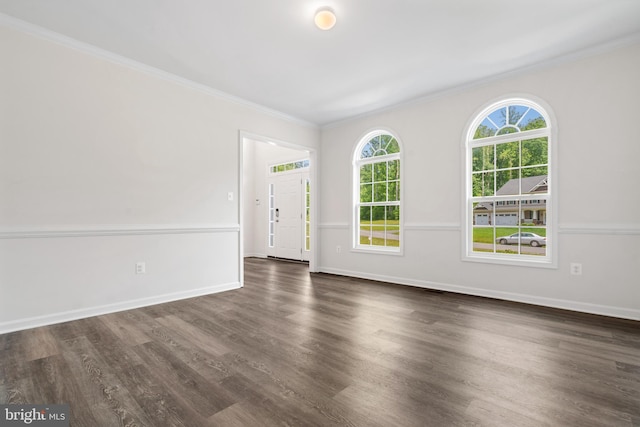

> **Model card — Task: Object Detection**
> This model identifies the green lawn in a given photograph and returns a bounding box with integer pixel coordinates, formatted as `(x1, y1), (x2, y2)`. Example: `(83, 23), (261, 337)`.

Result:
(360, 236), (400, 247)
(360, 220), (399, 232)
(473, 227), (546, 243)
(359, 220), (400, 247)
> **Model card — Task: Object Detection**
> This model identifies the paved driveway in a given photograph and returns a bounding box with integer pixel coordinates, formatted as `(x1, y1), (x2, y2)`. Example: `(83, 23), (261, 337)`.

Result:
(359, 230), (400, 241)
(473, 242), (546, 255)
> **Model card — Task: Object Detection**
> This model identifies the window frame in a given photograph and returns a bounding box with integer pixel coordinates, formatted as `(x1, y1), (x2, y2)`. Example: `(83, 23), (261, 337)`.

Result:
(268, 158), (310, 175)
(463, 97), (557, 268)
(352, 129), (403, 255)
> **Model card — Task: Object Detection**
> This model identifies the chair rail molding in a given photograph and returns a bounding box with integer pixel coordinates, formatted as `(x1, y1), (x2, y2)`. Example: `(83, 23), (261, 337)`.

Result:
(0, 224), (240, 239)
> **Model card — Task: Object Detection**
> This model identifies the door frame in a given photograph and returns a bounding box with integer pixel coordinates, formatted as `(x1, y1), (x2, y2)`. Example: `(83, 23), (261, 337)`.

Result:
(238, 131), (318, 287)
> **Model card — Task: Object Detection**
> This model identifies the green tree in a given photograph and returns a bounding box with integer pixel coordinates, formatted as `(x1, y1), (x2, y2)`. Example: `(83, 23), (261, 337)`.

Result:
(474, 124), (495, 139)
(522, 137), (548, 167)
(521, 116), (546, 131)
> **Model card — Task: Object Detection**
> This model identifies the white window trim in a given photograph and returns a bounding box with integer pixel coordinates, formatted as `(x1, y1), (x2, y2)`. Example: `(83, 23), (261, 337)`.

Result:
(268, 158), (310, 175)
(462, 96), (558, 268)
(352, 129), (404, 255)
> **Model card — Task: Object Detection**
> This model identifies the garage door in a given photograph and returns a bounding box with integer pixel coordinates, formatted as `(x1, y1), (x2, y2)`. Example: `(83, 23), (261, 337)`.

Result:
(475, 214), (489, 225)
(496, 213), (518, 225)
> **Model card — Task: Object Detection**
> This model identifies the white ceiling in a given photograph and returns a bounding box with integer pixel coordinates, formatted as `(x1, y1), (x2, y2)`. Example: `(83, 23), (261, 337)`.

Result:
(2, 1), (640, 126)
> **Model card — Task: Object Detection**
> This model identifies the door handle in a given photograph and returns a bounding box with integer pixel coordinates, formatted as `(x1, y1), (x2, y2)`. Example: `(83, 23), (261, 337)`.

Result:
(276, 208), (279, 222)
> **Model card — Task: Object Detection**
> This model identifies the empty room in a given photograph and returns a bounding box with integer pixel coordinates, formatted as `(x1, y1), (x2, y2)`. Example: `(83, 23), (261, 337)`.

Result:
(1, 1), (639, 426)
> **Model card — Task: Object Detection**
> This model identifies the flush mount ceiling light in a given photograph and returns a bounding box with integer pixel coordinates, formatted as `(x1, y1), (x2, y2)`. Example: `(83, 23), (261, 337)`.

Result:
(314, 7), (336, 30)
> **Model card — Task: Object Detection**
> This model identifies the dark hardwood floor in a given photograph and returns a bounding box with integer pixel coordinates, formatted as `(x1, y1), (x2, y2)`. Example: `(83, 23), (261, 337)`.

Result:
(1, 257), (639, 426)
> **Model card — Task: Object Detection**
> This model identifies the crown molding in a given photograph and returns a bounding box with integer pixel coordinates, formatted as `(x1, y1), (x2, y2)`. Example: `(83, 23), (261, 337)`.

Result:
(322, 32), (640, 129)
(0, 13), (317, 130)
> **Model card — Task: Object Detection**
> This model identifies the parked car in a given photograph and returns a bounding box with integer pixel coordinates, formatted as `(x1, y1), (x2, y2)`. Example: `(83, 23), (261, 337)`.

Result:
(496, 232), (546, 247)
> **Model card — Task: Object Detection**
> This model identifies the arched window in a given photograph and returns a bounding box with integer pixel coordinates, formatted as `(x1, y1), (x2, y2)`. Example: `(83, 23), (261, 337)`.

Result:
(353, 130), (402, 252)
(465, 98), (554, 266)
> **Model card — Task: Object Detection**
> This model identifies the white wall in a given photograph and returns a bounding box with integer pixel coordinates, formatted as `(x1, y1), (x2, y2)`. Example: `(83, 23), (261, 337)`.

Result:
(243, 140), (309, 258)
(318, 42), (640, 320)
(0, 24), (318, 332)
(1, 21), (637, 334)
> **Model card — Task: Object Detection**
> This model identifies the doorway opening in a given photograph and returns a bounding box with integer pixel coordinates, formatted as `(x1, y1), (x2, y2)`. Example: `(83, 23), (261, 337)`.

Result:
(240, 132), (317, 283)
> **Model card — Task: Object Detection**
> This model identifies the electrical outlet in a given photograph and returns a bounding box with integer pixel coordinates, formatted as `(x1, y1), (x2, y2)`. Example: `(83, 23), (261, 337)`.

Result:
(570, 263), (582, 276)
(136, 262), (146, 275)
(336, 245), (341, 253)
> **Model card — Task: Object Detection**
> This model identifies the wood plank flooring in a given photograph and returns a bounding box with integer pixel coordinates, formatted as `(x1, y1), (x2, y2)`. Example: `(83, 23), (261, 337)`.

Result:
(1, 257), (639, 426)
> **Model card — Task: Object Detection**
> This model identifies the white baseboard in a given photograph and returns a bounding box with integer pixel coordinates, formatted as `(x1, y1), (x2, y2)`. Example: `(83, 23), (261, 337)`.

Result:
(318, 266), (640, 321)
(244, 253), (268, 259)
(0, 282), (241, 334)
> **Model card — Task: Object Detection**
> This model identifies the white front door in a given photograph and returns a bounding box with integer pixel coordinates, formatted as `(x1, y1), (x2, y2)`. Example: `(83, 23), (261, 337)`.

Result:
(267, 172), (309, 261)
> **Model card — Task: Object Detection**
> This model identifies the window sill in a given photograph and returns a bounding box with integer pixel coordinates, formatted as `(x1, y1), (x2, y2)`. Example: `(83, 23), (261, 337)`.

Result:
(463, 252), (557, 269)
(352, 246), (403, 256)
